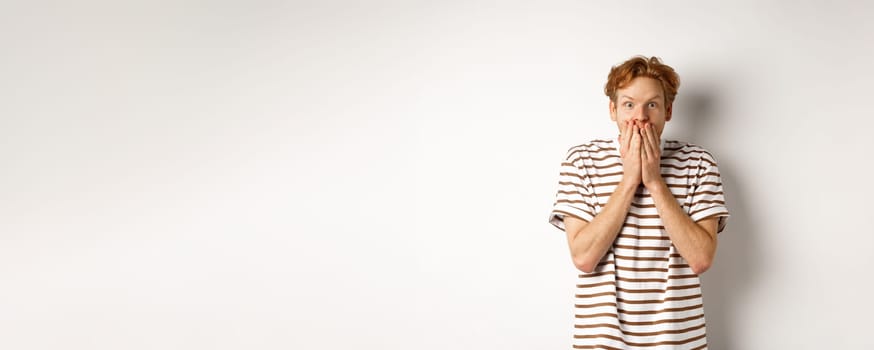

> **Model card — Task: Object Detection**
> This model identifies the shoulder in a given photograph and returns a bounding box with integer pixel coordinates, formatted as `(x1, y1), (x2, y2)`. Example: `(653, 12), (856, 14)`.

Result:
(564, 138), (616, 159)
(664, 140), (719, 166)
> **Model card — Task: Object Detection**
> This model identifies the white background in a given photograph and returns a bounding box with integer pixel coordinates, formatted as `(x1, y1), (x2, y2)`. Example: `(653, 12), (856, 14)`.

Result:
(1, 1), (872, 349)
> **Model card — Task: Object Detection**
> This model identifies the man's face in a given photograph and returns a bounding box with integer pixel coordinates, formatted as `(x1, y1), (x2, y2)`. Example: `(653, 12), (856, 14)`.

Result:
(609, 77), (673, 138)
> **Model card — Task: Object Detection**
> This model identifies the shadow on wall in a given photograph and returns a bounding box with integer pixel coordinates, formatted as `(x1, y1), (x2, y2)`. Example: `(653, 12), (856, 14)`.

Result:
(673, 87), (763, 350)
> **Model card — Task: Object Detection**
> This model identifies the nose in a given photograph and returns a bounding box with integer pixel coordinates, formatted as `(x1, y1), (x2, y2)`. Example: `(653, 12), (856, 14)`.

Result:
(632, 105), (649, 122)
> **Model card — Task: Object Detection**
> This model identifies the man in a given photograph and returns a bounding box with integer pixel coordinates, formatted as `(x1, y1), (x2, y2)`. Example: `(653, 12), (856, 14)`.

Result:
(548, 56), (729, 349)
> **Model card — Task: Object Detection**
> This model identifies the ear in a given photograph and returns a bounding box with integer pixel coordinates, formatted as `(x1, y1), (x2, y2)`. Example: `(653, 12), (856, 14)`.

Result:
(665, 103), (673, 122)
(609, 100), (617, 121)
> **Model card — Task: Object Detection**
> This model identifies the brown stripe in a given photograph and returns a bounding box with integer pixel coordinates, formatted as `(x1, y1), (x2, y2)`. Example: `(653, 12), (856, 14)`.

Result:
(578, 270), (616, 278)
(620, 223), (666, 230)
(670, 253), (683, 258)
(615, 284), (700, 294)
(574, 334), (625, 341)
(575, 291), (617, 299)
(617, 293), (701, 305)
(556, 190), (593, 198)
(690, 199), (726, 205)
(667, 148), (703, 155)
(556, 198), (595, 206)
(614, 244), (670, 251)
(617, 276), (667, 283)
(616, 286), (667, 294)
(616, 274), (698, 283)
(597, 171), (624, 177)
(662, 156), (718, 167)
(594, 146), (617, 152)
(618, 303), (703, 315)
(568, 175), (710, 190)
(659, 164), (698, 170)
(559, 172), (588, 181)
(576, 281), (616, 288)
(613, 254), (668, 262)
(567, 143), (615, 155)
(553, 209), (595, 221)
(594, 191), (686, 200)
(613, 323), (706, 337)
(691, 190), (723, 196)
(592, 163), (622, 170)
(558, 180), (589, 190)
(689, 207), (728, 216)
(667, 284), (701, 291)
(591, 181), (691, 191)
(574, 323), (622, 330)
(669, 263), (691, 269)
(572, 343), (623, 350)
(617, 233), (669, 240)
(661, 155), (701, 162)
(593, 198), (683, 208)
(574, 332), (707, 347)
(555, 199), (592, 208)
(574, 312), (620, 319)
(627, 333), (708, 347)
(661, 173), (706, 179)
(628, 203), (657, 209)
(568, 151), (619, 164)
(575, 302), (617, 309)
(590, 154), (620, 161)
(590, 181), (688, 191)
(620, 313), (705, 326)
(615, 266), (669, 273)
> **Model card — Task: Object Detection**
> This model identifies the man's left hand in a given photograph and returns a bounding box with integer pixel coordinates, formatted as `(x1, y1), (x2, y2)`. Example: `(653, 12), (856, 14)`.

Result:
(640, 122), (664, 189)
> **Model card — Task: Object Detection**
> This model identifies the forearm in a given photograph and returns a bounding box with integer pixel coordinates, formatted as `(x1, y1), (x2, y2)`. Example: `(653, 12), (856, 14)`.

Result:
(569, 179), (637, 272)
(647, 180), (716, 274)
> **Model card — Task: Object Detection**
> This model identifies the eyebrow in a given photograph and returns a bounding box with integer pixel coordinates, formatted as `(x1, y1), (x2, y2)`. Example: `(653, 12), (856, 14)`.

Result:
(620, 94), (663, 101)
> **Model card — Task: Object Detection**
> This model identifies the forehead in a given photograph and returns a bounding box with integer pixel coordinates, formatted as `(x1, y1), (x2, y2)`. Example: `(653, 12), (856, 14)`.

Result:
(617, 77), (663, 100)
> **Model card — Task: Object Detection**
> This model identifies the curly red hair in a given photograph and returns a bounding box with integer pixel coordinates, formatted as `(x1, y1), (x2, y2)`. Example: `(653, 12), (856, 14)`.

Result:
(604, 56), (680, 105)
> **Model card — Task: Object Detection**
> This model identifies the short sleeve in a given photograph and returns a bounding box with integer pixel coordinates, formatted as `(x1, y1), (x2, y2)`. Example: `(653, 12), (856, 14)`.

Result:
(548, 148), (598, 232)
(688, 151), (731, 233)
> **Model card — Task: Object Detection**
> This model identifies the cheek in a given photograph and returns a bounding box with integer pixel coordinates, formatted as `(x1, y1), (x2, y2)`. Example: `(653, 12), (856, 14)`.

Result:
(617, 112), (633, 122)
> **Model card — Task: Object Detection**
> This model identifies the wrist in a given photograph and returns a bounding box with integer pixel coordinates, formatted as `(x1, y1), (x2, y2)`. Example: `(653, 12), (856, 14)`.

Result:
(618, 177), (641, 192)
(644, 177), (668, 193)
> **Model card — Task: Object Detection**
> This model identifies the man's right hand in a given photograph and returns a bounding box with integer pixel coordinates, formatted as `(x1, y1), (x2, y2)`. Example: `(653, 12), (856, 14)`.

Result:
(567, 121), (642, 273)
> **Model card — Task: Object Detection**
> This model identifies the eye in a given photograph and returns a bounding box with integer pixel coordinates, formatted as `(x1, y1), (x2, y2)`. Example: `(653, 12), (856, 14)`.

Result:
(623, 102), (633, 108)
(647, 102), (658, 108)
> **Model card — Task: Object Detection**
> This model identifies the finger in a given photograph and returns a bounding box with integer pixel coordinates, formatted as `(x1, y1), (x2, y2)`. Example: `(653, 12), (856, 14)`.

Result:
(645, 123), (659, 157)
(642, 124), (653, 160)
(630, 124), (640, 155)
(623, 121), (632, 151)
(643, 123), (654, 146)
(620, 121), (627, 151)
(641, 124), (649, 159)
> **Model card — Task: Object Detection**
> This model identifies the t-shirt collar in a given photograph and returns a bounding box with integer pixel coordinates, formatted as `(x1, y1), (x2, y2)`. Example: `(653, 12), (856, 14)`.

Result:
(612, 134), (667, 154)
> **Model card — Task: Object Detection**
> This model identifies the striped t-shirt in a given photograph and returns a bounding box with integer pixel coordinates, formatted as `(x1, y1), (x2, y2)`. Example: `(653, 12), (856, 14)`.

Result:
(548, 137), (730, 350)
